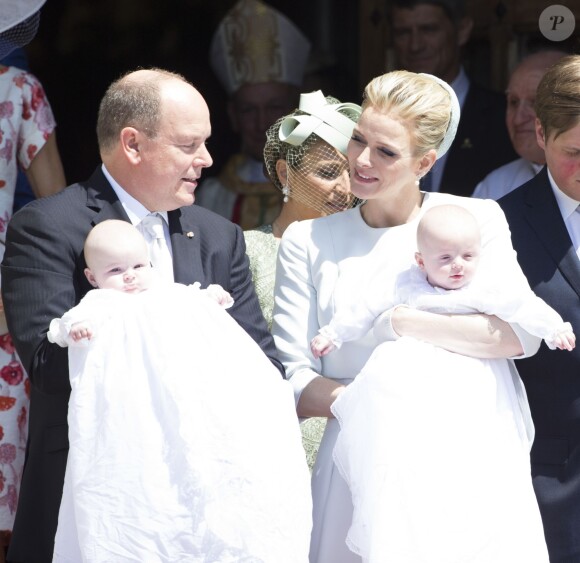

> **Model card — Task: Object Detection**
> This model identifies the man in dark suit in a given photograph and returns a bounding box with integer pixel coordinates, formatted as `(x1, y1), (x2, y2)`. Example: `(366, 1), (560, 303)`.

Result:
(498, 55), (580, 563)
(1, 68), (284, 563)
(390, 0), (517, 196)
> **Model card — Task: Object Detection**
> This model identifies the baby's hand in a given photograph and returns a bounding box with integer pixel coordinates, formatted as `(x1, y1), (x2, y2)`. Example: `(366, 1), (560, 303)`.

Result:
(552, 329), (576, 351)
(310, 335), (336, 359)
(69, 322), (94, 342)
(205, 284), (234, 309)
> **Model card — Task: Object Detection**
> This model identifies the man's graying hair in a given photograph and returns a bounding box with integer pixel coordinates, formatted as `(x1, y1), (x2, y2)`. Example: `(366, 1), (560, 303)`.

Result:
(96, 68), (189, 153)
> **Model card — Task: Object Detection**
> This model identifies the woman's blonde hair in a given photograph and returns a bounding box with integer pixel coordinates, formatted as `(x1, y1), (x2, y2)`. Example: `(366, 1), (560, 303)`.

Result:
(362, 70), (453, 157)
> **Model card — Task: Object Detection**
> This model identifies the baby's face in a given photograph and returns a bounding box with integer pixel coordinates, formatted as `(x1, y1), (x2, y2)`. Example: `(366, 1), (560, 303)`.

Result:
(419, 232), (481, 290)
(87, 246), (153, 293)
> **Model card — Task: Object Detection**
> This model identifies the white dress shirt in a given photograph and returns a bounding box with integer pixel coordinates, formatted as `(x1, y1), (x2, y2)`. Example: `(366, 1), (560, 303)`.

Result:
(101, 164), (172, 257)
(472, 158), (542, 200)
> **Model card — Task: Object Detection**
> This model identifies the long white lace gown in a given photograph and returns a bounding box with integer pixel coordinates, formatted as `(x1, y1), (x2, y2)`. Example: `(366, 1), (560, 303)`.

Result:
(328, 267), (561, 562)
(272, 193), (549, 563)
(333, 338), (546, 563)
(49, 283), (312, 563)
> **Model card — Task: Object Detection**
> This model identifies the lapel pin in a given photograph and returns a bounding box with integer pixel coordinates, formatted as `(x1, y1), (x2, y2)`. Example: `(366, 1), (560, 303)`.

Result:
(185, 231), (194, 238)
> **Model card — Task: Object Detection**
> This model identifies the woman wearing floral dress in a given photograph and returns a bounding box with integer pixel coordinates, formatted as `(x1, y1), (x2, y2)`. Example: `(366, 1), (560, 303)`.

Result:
(0, 59), (65, 558)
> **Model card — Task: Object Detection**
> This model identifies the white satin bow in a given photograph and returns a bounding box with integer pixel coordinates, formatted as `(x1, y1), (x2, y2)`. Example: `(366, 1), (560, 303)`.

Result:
(278, 90), (361, 155)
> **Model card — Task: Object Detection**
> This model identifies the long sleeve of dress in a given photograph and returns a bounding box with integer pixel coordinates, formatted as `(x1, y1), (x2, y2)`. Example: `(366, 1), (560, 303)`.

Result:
(394, 267), (571, 350)
(317, 269), (404, 347)
(465, 284), (572, 350)
(318, 294), (395, 349)
(47, 290), (123, 348)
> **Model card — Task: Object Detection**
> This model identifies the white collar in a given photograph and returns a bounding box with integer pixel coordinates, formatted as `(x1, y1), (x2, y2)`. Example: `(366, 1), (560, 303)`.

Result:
(547, 168), (580, 221)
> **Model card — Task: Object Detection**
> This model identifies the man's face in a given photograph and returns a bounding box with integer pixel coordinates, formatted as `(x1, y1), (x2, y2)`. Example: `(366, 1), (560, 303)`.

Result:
(391, 4), (471, 84)
(506, 53), (565, 164)
(506, 65), (545, 163)
(228, 82), (298, 161)
(136, 80), (213, 211)
(538, 119), (580, 201)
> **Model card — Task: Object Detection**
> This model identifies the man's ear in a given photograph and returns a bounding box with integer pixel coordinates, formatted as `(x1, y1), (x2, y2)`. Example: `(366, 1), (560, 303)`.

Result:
(275, 159), (289, 186)
(535, 118), (546, 151)
(457, 16), (473, 47)
(120, 127), (141, 164)
(84, 268), (99, 288)
(415, 251), (425, 270)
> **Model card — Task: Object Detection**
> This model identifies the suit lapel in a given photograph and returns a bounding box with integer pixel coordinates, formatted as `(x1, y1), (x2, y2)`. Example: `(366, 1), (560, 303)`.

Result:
(85, 167), (131, 225)
(168, 208), (204, 286)
(524, 170), (580, 299)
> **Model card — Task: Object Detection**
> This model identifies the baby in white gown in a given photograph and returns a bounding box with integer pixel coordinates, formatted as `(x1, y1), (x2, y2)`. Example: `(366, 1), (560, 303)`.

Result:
(49, 220), (312, 563)
(311, 205), (575, 563)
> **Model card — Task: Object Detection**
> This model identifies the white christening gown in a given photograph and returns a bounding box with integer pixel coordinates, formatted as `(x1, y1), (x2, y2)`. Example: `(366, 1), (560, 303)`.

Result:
(49, 283), (311, 563)
(327, 267), (557, 563)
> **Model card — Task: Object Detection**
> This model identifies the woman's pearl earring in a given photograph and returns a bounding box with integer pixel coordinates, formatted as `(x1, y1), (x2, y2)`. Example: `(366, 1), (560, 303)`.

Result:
(282, 184), (290, 203)
(415, 177), (420, 186)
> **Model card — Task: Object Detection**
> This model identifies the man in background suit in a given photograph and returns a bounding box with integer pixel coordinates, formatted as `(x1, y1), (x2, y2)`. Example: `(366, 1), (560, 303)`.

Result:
(1, 68), (283, 563)
(472, 49), (568, 200)
(498, 55), (580, 563)
(390, 0), (517, 196)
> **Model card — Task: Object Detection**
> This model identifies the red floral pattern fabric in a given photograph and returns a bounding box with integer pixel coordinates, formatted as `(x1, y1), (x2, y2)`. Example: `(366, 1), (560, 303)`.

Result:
(0, 333), (28, 532)
(0, 65), (56, 242)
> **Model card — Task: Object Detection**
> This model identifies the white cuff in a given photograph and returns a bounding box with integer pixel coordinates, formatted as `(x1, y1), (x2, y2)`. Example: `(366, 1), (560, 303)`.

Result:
(47, 318), (71, 348)
(545, 321), (574, 350)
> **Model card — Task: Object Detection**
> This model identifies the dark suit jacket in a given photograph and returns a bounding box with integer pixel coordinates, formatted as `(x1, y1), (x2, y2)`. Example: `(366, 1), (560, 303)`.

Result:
(441, 82), (517, 197)
(498, 168), (580, 563)
(1, 167), (284, 563)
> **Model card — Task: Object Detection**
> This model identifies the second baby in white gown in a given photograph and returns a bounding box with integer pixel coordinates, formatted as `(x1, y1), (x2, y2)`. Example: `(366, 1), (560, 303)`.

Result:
(311, 204), (575, 563)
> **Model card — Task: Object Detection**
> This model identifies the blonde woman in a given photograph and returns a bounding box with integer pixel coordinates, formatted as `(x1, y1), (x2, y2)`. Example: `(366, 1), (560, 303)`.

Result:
(272, 71), (549, 562)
